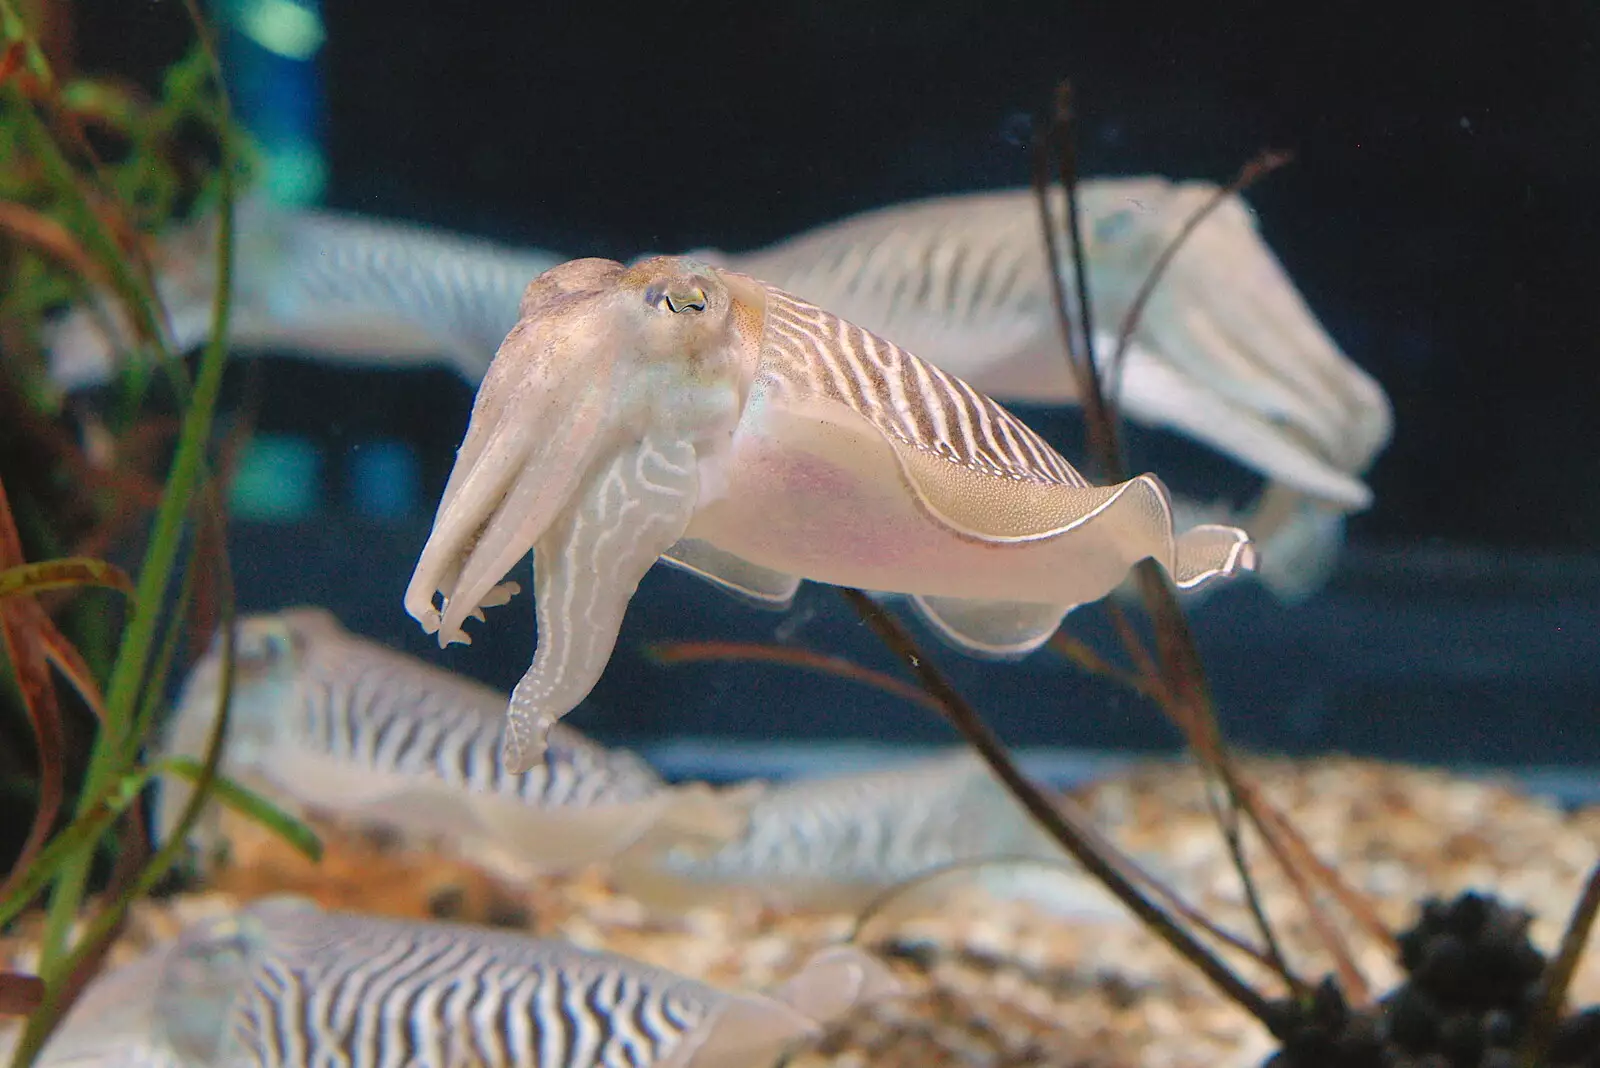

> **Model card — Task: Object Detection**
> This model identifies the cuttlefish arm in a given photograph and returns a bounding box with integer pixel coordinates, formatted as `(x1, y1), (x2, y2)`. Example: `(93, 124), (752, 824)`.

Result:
(404, 257), (756, 771)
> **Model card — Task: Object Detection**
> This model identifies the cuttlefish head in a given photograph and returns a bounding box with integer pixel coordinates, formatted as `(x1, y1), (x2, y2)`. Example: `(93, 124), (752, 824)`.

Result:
(403, 255), (763, 656)
(153, 610), (323, 855)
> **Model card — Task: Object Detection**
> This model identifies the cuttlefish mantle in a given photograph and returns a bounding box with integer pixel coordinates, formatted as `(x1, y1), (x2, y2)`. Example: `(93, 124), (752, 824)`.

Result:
(405, 255), (1258, 771)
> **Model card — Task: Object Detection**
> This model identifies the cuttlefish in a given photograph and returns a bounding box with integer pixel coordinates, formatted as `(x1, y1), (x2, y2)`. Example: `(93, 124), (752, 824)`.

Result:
(43, 196), (563, 392)
(404, 257), (1257, 770)
(37, 897), (900, 1068)
(158, 607), (761, 880)
(609, 750), (1124, 922)
(709, 181), (1394, 602)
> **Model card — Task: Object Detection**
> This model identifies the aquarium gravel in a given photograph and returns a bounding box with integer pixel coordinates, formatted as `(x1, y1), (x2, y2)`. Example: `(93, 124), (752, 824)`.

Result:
(4, 756), (1595, 1068)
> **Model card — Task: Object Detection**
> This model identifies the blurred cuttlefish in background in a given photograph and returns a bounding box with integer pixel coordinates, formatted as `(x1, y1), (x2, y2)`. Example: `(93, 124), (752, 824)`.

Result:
(158, 607), (763, 880)
(36, 897), (899, 1068)
(41, 179), (1392, 599)
(403, 256), (1257, 770)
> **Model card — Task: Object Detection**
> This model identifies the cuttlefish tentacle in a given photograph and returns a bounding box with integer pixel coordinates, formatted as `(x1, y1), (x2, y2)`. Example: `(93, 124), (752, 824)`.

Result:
(404, 262), (630, 645)
(507, 435), (700, 770)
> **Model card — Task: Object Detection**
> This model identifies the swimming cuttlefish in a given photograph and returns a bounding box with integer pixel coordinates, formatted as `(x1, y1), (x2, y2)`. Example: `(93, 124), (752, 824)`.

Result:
(404, 257), (1258, 771)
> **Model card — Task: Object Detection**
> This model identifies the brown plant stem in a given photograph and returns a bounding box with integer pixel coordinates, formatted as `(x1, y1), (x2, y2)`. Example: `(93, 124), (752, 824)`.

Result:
(1032, 78), (1306, 996)
(837, 585), (1279, 1029)
(1104, 149), (1293, 420)
(646, 640), (949, 718)
(1521, 858), (1600, 1068)
(0, 476), (65, 904)
(0, 973), (42, 1017)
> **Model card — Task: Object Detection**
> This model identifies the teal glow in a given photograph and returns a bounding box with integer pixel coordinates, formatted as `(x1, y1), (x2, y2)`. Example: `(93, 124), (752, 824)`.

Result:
(229, 434), (322, 521)
(235, 0), (325, 61)
(262, 141), (328, 206)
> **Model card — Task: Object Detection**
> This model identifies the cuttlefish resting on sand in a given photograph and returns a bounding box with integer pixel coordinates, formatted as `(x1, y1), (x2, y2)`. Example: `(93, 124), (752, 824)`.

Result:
(40, 182), (1389, 599)
(158, 607), (763, 880)
(36, 897), (899, 1068)
(404, 256), (1257, 771)
(611, 750), (1125, 921)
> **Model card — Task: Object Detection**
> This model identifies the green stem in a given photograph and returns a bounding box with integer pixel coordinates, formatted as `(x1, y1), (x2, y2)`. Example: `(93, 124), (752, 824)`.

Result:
(33, 48), (236, 983)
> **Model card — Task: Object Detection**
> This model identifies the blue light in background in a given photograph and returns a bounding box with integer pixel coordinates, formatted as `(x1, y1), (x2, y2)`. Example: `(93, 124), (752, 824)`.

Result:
(230, 433), (322, 521)
(348, 439), (421, 520)
(217, 0), (328, 206)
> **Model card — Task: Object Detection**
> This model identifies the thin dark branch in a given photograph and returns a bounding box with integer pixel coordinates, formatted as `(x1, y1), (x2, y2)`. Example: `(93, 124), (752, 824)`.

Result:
(1034, 78), (1305, 995)
(836, 586), (1279, 1028)
(1105, 148), (1293, 426)
(1521, 858), (1600, 1068)
(1049, 83), (1122, 477)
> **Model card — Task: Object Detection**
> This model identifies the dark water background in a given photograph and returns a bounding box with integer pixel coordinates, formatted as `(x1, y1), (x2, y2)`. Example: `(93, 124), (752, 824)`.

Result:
(64, 1), (1600, 788)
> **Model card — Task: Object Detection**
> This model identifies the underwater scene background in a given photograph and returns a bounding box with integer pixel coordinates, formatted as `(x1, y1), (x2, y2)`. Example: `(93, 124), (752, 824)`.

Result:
(1, 4), (1598, 1067)
(59, 0), (1596, 781)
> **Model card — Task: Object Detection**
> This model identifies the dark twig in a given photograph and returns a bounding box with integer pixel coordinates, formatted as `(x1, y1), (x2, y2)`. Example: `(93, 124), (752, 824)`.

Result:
(847, 847), (1278, 971)
(1033, 79), (1304, 996)
(646, 640), (949, 718)
(1050, 84), (1121, 476)
(1104, 149), (1293, 425)
(836, 586), (1279, 1028)
(1045, 629), (1157, 699)
(1521, 858), (1600, 1068)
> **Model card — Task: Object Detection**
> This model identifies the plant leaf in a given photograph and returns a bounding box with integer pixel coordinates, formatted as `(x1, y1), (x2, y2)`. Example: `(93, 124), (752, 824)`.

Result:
(157, 756), (323, 862)
(0, 972), (44, 1017)
(0, 480), (66, 911)
(0, 557), (134, 602)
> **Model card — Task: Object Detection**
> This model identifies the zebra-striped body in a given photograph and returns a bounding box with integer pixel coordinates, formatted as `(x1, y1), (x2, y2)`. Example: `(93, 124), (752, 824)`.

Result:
(40, 899), (896, 1068)
(724, 181), (1391, 493)
(232, 903), (715, 1068)
(613, 753), (1127, 920)
(405, 256), (1255, 769)
(754, 285), (1088, 490)
(681, 267), (1255, 606)
(159, 608), (758, 878)
(616, 754), (1042, 902)
(44, 198), (562, 392)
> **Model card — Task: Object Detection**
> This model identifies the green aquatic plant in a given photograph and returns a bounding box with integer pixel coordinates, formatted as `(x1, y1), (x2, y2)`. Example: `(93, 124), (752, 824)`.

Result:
(0, 6), (316, 1065)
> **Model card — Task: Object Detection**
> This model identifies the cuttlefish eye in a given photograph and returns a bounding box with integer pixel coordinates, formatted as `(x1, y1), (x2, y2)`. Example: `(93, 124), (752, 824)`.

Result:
(236, 626), (294, 671)
(644, 280), (709, 314)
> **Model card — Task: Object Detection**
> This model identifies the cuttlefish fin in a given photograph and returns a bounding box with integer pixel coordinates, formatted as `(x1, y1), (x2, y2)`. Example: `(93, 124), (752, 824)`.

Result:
(667, 947), (900, 1068)
(1168, 522), (1260, 588)
(910, 595), (1071, 659)
(504, 435), (701, 772)
(766, 945), (902, 1025)
(466, 780), (763, 874)
(660, 537), (801, 609)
